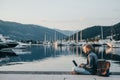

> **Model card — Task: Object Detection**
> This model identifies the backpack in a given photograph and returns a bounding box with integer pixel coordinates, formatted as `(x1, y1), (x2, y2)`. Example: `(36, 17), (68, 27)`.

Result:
(97, 59), (111, 77)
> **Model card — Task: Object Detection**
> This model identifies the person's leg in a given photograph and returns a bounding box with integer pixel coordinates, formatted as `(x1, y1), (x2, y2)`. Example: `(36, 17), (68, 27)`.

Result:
(72, 66), (91, 75)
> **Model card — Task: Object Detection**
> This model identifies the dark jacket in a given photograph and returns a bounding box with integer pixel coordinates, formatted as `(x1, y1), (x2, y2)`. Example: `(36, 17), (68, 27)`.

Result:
(83, 51), (98, 74)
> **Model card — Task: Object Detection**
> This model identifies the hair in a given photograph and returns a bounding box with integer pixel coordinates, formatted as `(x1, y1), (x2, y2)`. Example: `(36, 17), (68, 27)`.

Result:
(84, 44), (94, 50)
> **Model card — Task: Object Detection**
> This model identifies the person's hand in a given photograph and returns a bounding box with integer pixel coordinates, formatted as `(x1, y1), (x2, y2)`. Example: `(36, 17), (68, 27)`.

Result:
(79, 63), (85, 67)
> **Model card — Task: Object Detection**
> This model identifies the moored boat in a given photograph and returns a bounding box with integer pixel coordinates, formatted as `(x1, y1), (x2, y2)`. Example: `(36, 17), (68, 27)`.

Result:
(107, 40), (120, 48)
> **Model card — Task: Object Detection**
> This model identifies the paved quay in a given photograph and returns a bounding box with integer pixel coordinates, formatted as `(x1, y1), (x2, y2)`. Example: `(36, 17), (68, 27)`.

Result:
(0, 74), (120, 80)
(0, 71), (120, 80)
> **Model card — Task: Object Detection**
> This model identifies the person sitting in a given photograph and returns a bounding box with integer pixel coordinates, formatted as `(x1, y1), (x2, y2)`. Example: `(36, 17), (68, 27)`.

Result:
(72, 44), (98, 75)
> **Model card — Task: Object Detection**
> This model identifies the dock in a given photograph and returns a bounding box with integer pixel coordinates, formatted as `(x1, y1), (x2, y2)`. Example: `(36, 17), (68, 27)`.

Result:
(0, 71), (120, 80)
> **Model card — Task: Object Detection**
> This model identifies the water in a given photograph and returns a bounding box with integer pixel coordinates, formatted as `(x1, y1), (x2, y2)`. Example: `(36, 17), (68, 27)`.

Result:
(0, 45), (120, 72)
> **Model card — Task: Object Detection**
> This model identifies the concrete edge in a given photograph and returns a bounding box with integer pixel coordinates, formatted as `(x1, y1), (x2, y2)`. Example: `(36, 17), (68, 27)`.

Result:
(0, 71), (120, 75)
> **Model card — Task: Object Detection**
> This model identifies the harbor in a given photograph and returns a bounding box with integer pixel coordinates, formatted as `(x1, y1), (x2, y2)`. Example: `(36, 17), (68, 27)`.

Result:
(0, 34), (120, 79)
(0, 33), (120, 67)
(0, 40), (120, 71)
(0, 0), (120, 79)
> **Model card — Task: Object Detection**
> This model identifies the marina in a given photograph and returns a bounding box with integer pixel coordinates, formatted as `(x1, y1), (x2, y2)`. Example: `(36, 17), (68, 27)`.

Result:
(0, 45), (120, 80)
(0, 0), (120, 79)
(0, 45), (120, 72)
(0, 34), (120, 73)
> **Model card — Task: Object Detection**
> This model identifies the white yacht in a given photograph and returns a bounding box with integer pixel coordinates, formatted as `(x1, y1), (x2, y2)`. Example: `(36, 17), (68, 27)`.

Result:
(15, 42), (31, 49)
(106, 26), (120, 48)
(107, 40), (120, 48)
(0, 34), (18, 49)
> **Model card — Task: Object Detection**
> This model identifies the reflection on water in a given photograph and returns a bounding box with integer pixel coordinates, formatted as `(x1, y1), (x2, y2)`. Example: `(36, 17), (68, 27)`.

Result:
(0, 45), (120, 72)
(12, 49), (31, 55)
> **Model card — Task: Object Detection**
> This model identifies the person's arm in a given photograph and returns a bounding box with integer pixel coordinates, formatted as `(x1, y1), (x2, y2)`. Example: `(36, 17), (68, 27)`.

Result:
(83, 55), (94, 69)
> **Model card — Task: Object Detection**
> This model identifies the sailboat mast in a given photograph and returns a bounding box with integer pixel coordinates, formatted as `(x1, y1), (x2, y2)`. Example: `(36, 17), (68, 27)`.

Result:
(73, 32), (74, 41)
(54, 31), (56, 41)
(69, 32), (70, 42)
(111, 27), (113, 40)
(44, 33), (46, 42)
(101, 26), (104, 59)
(80, 30), (82, 41)
(76, 31), (78, 43)
(101, 26), (103, 40)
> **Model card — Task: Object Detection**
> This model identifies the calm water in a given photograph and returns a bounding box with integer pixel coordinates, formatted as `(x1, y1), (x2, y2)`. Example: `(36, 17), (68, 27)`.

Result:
(0, 45), (120, 72)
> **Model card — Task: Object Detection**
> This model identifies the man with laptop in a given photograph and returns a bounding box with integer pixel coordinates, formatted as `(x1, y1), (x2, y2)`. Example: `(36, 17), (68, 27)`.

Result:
(72, 44), (98, 75)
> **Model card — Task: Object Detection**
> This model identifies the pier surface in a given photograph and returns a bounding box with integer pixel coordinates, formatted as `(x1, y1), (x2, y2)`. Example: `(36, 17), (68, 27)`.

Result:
(0, 71), (120, 80)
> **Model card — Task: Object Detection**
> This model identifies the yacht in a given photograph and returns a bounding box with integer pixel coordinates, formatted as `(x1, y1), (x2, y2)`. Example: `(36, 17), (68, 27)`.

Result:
(107, 40), (120, 48)
(15, 42), (31, 49)
(106, 26), (120, 48)
(0, 34), (18, 49)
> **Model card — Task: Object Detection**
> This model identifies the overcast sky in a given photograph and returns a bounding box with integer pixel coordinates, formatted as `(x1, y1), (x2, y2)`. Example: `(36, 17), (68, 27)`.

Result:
(0, 0), (120, 30)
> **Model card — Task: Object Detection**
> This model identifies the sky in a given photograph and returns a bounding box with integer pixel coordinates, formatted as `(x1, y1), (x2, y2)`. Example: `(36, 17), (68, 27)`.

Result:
(0, 0), (120, 30)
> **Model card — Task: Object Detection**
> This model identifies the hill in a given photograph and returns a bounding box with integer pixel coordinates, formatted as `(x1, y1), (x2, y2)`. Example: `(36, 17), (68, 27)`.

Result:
(55, 29), (76, 36)
(0, 20), (67, 41)
(72, 22), (120, 41)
